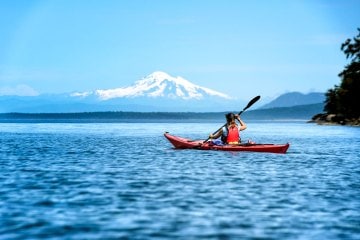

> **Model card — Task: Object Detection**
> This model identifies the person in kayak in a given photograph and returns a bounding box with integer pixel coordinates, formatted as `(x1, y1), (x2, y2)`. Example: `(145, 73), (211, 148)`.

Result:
(209, 112), (247, 145)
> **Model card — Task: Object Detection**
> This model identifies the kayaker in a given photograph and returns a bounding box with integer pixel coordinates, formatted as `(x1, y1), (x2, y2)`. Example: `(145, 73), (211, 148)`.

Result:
(209, 113), (247, 145)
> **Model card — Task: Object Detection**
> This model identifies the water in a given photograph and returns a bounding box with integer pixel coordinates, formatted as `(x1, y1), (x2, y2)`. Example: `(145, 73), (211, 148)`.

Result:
(0, 121), (359, 239)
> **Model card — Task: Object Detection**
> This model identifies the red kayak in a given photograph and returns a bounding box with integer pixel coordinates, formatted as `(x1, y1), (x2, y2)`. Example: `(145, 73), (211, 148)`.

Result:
(164, 132), (290, 154)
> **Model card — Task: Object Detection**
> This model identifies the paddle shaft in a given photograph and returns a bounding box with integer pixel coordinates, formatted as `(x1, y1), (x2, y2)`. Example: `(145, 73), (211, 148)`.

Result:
(203, 95), (260, 143)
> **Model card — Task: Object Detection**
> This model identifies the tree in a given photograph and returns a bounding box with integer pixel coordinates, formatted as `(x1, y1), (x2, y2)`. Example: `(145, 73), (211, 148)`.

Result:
(324, 28), (360, 118)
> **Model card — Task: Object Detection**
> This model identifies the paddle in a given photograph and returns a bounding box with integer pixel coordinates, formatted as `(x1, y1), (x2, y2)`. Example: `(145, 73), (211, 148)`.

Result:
(203, 95), (261, 143)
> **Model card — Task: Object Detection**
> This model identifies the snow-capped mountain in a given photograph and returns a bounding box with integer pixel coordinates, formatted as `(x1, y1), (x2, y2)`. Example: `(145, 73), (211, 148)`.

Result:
(0, 71), (242, 112)
(72, 71), (232, 100)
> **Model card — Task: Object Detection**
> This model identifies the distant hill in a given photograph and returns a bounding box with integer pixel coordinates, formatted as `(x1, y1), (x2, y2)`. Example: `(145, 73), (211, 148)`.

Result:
(245, 103), (325, 120)
(260, 92), (325, 109)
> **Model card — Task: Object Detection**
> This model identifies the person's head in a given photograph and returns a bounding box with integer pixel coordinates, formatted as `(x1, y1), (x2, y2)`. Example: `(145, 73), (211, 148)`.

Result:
(225, 113), (236, 125)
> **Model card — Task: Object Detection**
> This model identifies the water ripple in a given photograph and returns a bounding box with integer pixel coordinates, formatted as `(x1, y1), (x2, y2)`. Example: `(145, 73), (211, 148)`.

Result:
(0, 122), (359, 239)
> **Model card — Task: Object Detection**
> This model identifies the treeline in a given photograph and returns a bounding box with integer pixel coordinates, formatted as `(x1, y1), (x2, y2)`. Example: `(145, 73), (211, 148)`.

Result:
(324, 28), (360, 119)
(0, 104), (323, 123)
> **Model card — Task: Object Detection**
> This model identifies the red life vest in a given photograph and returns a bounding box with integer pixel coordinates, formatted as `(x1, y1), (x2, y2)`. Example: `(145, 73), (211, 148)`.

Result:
(226, 125), (239, 143)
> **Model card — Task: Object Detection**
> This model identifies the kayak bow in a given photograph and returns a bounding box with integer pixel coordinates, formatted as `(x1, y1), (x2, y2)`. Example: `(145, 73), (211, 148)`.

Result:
(164, 132), (289, 154)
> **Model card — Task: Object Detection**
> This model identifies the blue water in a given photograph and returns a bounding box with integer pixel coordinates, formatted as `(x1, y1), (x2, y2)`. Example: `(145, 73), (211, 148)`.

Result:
(0, 121), (359, 239)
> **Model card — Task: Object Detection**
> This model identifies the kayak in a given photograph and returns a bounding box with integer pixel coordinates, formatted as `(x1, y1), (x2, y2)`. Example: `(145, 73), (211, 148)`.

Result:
(164, 132), (290, 154)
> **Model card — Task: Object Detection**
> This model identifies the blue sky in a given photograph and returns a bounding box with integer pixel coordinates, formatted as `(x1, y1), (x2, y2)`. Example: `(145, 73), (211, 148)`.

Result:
(0, 0), (359, 100)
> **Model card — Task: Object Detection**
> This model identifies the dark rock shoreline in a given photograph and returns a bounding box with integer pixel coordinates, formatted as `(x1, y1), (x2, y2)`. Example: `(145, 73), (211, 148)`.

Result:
(309, 113), (360, 126)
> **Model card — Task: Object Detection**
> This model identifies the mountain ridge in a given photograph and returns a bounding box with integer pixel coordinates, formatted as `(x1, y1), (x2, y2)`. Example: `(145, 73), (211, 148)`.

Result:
(0, 71), (326, 113)
(0, 71), (239, 112)
(260, 92), (325, 109)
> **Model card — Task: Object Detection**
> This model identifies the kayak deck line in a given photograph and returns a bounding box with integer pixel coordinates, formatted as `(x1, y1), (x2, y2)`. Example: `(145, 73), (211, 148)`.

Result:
(164, 132), (290, 154)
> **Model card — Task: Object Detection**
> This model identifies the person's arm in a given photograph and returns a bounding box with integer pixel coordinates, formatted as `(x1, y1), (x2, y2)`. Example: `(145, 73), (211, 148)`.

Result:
(209, 128), (223, 139)
(236, 115), (247, 131)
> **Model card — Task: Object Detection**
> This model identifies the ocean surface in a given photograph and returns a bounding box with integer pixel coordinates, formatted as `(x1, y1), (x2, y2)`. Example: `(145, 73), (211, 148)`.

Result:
(0, 120), (359, 239)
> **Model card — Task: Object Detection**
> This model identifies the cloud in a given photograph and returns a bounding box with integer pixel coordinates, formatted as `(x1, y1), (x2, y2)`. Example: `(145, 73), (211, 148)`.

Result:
(0, 84), (39, 96)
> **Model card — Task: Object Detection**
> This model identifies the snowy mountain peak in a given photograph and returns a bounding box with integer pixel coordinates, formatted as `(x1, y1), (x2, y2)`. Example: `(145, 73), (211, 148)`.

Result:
(91, 71), (232, 100)
(145, 71), (173, 82)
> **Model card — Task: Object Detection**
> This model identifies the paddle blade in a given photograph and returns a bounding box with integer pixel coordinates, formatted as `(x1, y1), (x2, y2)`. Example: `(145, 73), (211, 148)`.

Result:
(243, 95), (260, 111)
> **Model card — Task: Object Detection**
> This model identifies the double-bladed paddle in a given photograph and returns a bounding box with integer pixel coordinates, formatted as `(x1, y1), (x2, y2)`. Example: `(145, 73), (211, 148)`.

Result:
(203, 95), (261, 143)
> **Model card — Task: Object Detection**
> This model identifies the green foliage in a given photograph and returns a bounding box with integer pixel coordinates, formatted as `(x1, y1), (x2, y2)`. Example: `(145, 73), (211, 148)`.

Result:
(324, 28), (360, 118)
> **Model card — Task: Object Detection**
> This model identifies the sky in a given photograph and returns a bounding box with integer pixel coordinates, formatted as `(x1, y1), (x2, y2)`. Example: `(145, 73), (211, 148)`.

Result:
(0, 0), (359, 101)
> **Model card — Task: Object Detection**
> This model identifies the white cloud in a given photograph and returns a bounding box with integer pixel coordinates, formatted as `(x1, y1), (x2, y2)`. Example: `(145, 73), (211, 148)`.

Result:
(0, 84), (39, 96)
